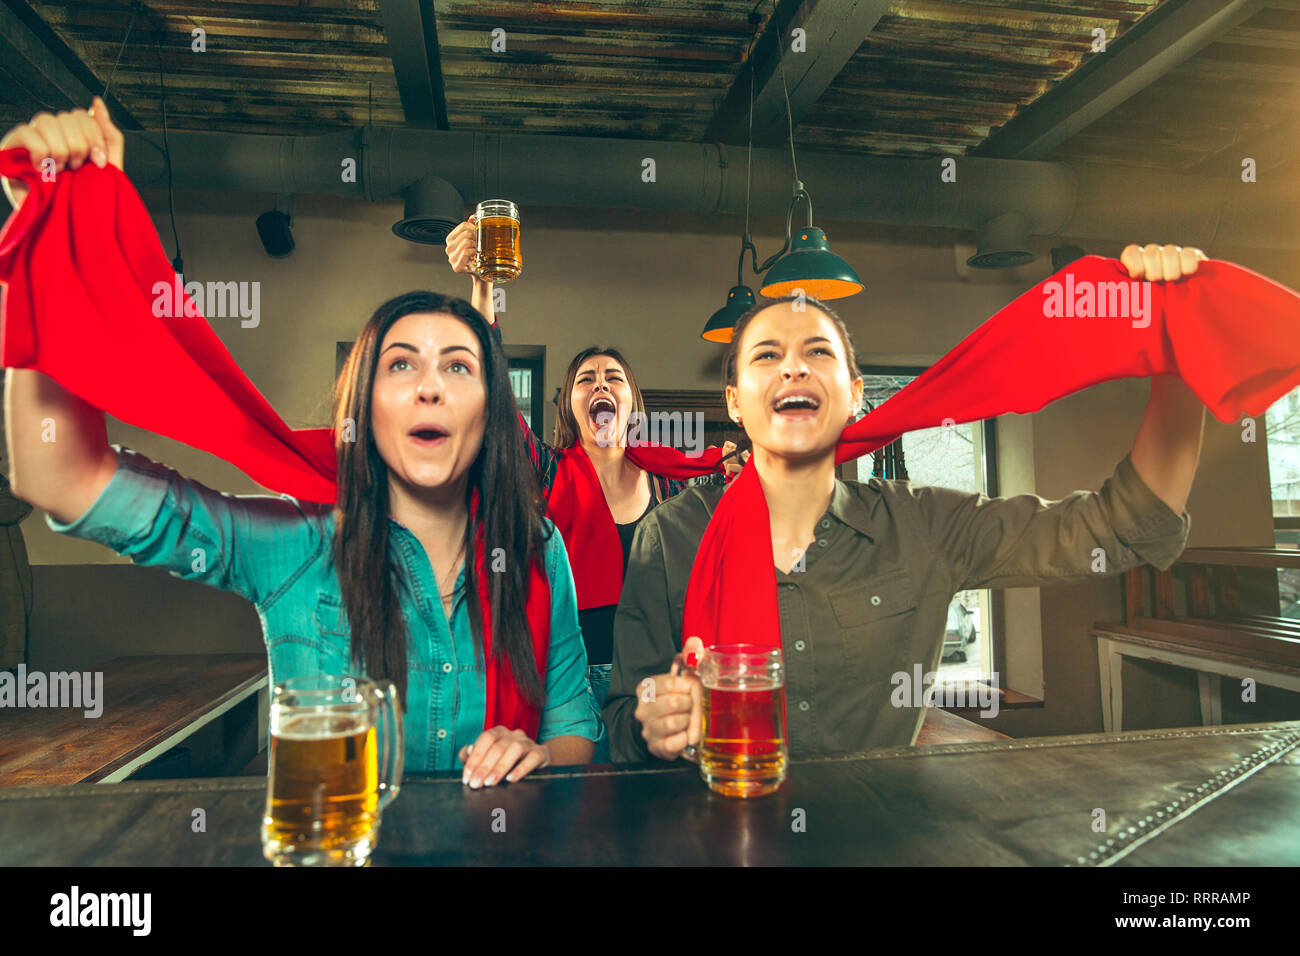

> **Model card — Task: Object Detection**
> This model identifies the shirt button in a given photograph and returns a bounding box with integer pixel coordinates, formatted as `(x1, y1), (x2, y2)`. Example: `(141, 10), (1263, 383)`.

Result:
(798, 700), (810, 712)
(871, 595), (882, 606)
(820, 518), (830, 529)
(794, 640), (806, 651)
(817, 538), (827, 548)
(441, 662), (453, 673)
(437, 729), (447, 739)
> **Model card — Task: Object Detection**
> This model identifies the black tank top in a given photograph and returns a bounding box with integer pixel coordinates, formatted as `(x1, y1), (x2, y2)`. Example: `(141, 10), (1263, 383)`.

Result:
(579, 493), (657, 666)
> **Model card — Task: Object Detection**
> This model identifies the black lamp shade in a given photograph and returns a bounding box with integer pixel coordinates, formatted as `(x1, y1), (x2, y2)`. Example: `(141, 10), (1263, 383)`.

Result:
(759, 227), (862, 299)
(701, 285), (756, 343)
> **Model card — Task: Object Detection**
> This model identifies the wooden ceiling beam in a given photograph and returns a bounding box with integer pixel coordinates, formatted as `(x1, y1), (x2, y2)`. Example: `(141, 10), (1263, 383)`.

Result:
(976, 0), (1267, 159)
(378, 0), (448, 128)
(704, 0), (891, 146)
(0, 0), (142, 127)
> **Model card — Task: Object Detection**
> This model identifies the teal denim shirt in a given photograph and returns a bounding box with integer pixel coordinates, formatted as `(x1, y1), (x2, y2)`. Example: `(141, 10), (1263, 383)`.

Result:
(47, 445), (603, 771)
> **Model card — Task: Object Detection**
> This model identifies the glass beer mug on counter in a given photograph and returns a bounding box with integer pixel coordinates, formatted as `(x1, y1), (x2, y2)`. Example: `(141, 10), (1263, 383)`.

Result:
(261, 675), (403, 866)
(673, 643), (787, 798)
(473, 199), (522, 283)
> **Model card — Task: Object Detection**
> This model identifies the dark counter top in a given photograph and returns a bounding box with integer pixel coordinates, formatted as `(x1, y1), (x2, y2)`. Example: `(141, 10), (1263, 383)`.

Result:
(1, 721), (1297, 866)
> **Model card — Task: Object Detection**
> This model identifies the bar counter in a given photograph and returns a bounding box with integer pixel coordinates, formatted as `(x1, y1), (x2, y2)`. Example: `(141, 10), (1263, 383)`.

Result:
(1, 721), (1296, 866)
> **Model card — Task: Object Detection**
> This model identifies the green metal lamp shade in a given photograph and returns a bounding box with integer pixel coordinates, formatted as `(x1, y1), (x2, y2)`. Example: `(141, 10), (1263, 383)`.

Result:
(759, 227), (863, 300)
(701, 285), (756, 343)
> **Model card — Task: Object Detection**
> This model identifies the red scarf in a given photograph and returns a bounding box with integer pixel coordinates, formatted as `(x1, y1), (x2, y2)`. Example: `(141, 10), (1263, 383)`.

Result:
(547, 441), (724, 610)
(682, 255), (1300, 650)
(0, 148), (549, 736)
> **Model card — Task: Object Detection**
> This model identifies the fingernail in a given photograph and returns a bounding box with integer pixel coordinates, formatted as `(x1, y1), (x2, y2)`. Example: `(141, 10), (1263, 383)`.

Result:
(484, 776), (496, 786)
(470, 777), (481, 789)
(462, 771), (469, 784)
(91, 147), (106, 168)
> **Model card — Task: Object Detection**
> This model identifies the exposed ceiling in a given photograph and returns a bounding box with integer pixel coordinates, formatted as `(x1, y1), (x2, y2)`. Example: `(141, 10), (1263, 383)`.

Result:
(1, 0), (1296, 176)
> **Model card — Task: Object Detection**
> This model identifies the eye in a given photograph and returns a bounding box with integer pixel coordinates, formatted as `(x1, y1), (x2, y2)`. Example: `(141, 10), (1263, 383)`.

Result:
(753, 349), (778, 361)
(810, 347), (833, 357)
(447, 359), (472, 375)
(389, 357), (413, 372)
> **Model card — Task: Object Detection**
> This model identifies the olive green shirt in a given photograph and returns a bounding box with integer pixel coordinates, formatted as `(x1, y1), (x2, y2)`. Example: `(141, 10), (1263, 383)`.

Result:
(603, 452), (1190, 762)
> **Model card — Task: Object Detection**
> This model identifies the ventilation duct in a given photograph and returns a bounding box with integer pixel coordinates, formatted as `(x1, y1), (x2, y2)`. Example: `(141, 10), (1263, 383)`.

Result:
(392, 174), (464, 244)
(967, 211), (1036, 269)
(120, 128), (1300, 251)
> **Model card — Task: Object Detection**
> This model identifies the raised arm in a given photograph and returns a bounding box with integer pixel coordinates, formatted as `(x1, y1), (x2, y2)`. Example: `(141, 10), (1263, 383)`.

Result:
(3, 101), (125, 522)
(445, 217), (495, 324)
(1119, 243), (1210, 515)
(5, 370), (116, 525)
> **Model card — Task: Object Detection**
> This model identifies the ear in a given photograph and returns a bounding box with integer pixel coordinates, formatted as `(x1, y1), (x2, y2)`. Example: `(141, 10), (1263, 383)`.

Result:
(725, 384), (741, 422)
(849, 375), (864, 421)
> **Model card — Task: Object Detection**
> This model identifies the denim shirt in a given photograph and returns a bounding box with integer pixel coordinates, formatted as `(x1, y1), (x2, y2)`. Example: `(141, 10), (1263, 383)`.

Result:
(47, 445), (603, 771)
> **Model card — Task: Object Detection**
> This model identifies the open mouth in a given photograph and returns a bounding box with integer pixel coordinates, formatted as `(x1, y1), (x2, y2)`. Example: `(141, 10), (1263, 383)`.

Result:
(589, 397), (617, 428)
(409, 425), (449, 445)
(772, 393), (821, 417)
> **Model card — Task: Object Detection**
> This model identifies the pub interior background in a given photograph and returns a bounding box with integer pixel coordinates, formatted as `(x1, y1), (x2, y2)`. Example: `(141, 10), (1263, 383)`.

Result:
(1, 0), (1299, 779)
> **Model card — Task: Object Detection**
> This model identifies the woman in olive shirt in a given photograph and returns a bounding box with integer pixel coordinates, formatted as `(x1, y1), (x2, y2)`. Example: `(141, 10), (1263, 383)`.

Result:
(605, 246), (1208, 762)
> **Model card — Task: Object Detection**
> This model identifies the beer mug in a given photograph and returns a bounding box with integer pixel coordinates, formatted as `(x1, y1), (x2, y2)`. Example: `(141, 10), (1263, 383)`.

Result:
(260, 675), (403, 866)
(673, 643), (787, 798)
(473, 199), (522, 283)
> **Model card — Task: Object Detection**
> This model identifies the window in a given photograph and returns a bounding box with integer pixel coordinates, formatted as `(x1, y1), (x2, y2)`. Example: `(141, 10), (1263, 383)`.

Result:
(1265, 384), (1300, 618)
(508, 357), (544, 438)
(855, 366), (1000, 684)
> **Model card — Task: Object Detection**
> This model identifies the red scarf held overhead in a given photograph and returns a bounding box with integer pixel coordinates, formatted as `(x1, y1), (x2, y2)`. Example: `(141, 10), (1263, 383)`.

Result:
(0, 148), (549, 736)
(4, 148), (1300, 659)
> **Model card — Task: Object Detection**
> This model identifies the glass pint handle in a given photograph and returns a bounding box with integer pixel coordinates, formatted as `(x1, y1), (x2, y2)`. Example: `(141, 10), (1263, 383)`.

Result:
(670, 648), (703, 765)
(369, 680), (404, 810)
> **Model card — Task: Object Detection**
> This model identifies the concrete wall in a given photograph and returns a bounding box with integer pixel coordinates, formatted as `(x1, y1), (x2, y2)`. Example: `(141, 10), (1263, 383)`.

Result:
(7, 186), (1296, 731)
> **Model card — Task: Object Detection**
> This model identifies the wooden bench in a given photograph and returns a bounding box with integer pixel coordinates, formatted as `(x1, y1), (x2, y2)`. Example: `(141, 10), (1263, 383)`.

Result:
(0, 654), (266, 786)
(1091, 547), (1300, 731)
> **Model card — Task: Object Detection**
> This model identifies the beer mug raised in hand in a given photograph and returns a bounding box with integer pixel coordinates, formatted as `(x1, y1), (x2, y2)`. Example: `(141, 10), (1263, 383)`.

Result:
(675, 644), (787, 798)
(473, 199), (522, 283)
(261, 675), (403, 866)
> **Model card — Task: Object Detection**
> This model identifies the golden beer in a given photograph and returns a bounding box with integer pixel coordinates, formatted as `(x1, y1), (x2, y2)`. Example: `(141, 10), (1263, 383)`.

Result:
(473, 200), (522, 283)
(678, 644), (788, 798)
(700, 680), (787, 798)
(263, 712), (379, 864)
(260, 676), (402, 867)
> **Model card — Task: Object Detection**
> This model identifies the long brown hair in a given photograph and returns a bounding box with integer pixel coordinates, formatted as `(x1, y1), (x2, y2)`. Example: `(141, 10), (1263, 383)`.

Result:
(552, 346), (647, 449)
(331, 291), (549, 712)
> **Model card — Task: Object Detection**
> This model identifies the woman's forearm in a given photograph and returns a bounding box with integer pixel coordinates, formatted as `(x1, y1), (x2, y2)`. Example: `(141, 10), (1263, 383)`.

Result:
(470, 276), (494, 324)
(4, 368), (116, 521)
(1129, 374), (1206, 515)
(543, 734), (595, 766)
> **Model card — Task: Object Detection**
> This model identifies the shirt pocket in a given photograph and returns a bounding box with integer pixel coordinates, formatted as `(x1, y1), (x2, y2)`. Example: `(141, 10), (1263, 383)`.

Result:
(828, 568), (919, 685)
(308, 595), (355, 676)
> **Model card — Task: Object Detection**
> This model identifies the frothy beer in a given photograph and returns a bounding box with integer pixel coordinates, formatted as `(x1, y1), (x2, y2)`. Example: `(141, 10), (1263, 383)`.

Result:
(262, 710), (379, 864)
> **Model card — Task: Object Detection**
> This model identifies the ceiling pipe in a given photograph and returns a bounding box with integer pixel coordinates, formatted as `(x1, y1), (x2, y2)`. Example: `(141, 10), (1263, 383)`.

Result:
(120, 127), (1300, 250)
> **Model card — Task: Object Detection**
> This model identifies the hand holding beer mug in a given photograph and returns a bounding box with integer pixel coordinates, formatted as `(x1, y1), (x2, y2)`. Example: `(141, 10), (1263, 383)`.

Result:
(261, 675), (403, 866)
(672, 642), (787, 798)
(472, 199), (522, 283)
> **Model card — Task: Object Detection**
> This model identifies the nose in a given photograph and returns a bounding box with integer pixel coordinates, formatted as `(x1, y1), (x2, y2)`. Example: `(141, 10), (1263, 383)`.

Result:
(416, 368), (444, 403)
(781, 358), (810, 381)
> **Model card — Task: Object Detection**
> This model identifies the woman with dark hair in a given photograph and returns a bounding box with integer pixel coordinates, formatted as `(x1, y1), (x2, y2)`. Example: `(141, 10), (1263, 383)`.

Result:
(2, 104), (599, 786)
(445, 219), (740, 761)
(604, 256), (1218, 762)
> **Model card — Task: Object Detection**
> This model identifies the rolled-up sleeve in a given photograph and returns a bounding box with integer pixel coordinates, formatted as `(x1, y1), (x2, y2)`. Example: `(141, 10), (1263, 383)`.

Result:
(536, 522), (602, 744)
(912, 451), (1190, 592)
(45, 444), (320, 606)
